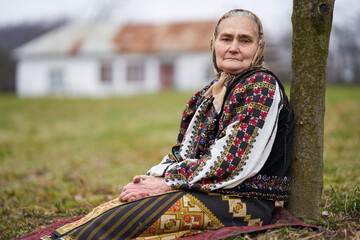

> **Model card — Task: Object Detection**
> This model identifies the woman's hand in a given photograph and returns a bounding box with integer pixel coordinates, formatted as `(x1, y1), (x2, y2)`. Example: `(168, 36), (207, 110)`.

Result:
(118, 175), (171, 202)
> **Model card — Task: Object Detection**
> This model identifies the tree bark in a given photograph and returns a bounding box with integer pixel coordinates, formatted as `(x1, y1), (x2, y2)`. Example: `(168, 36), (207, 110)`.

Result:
(288, 0), (335, 219)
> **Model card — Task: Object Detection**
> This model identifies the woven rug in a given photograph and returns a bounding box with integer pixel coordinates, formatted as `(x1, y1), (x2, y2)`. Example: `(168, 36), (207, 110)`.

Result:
(13, 215), (85, 240)
(179, 206), (320, 240)
(13, 206), (319, 240)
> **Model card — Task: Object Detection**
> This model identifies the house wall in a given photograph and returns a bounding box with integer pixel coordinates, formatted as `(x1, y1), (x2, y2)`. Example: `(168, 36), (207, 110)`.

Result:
(16, 60), (48, 97)
(175, 53), (215, 91)
(16, 57), (100, 97)
(113, 55), (160, 94)
(16, 52), (215, 97)
(113, 52), (214, 94)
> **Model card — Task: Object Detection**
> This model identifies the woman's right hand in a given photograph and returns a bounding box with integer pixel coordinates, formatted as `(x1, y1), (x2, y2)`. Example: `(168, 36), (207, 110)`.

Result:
(118, 175), (171, 202)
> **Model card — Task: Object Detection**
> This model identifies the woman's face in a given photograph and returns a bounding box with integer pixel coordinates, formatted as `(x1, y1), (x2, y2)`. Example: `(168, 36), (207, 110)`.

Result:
(214, 16), (259, 75)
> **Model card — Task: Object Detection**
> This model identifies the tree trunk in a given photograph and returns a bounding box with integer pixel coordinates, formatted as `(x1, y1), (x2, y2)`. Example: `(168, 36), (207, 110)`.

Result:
(287, 0), (335, 219)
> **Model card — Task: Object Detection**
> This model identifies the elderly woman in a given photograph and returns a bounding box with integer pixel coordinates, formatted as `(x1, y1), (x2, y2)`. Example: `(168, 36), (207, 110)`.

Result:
(41, 9), (294, 240)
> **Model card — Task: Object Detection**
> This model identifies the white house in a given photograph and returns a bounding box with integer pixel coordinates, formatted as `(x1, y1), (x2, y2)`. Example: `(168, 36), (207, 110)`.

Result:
(13, 21), (217, 97)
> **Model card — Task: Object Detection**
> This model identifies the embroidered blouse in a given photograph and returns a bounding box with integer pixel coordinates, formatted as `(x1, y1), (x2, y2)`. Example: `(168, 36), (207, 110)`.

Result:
(147, 69), (294, 201)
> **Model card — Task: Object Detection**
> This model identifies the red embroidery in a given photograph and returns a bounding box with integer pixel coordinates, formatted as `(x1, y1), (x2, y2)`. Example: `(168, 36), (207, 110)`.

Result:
(234, 138), (241, 147)
(238, 114), (246, 122)
(260, 111), (268, 120)
(236, 149), (245, 157)
(264, 75), (271, 82)
(246, 96), (253, 104)
(240, 123), (248, 131)
(226, 154), (234, 162)
(260, 95), (266, 104)
(268, 90), (275, 98)
(182, 111), (189, 120)
(250, 117), (258, 126)
(216, 169), (225, 176)
(244, 134), (251, 142)
(230, 94), (237, 104)
(228, 165), (236, 171)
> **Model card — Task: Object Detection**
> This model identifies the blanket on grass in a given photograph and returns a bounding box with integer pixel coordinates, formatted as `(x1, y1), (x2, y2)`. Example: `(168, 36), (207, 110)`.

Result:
(14, 206), (319, 240)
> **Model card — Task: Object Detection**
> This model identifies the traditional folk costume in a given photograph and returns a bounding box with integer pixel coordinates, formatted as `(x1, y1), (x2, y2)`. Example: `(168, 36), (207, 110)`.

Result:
(40, 9), (294, 240)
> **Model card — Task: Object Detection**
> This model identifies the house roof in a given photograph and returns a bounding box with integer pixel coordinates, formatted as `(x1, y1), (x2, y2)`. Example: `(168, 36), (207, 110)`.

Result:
(14, 20), (217, 58)
(113, 21), (216, 53)
(13, 23), (120, 58)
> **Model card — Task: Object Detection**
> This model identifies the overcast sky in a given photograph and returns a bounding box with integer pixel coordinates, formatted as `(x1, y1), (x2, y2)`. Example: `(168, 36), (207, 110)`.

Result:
(0, 0), (358, 38)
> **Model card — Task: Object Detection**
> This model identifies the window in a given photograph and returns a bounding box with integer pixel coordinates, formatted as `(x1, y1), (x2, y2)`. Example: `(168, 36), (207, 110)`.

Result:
(127, 60), (145, 82)
(49, 67), (65, 91)
(100, 61), (113, 83)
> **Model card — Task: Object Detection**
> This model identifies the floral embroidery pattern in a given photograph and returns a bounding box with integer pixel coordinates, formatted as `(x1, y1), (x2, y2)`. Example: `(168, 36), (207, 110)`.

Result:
(162, 70), (292, 201)
(216, 174), (291, 201)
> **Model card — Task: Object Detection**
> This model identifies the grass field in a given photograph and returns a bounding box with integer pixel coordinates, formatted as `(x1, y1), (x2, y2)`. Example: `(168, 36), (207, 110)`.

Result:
(0, 85), (359, 239)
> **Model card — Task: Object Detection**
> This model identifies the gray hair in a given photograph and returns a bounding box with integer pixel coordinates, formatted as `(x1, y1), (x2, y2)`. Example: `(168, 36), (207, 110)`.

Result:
(214, 9), (260, 39)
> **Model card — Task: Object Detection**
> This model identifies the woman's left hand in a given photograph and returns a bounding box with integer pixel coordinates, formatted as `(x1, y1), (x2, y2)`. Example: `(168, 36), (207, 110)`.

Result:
(118, 175), (171, 202)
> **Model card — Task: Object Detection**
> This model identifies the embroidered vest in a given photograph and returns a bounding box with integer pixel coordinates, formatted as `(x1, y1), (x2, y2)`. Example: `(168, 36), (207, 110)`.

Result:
(216, 68), (295, 201)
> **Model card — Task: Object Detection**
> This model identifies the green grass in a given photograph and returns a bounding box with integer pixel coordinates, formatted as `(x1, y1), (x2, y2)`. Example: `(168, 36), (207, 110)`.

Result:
(0, 86), (359, 239)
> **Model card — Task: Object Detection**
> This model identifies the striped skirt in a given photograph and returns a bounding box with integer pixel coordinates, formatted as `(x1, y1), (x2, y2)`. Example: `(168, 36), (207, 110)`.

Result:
(40, 191), (274, 240)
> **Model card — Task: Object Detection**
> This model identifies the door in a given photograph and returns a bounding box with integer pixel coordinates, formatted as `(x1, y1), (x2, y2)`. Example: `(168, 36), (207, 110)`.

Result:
(160, 62), (174, 89)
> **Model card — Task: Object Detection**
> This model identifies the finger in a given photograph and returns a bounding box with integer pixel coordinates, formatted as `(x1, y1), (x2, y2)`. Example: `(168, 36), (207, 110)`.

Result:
(133, 176), (141, 183)
(120, 185), (131, 195)
(121, 192), (138, 202)
(121, 182), (135, 192)
(118, 191), (127, 201)
(119, 189), (134, 201)
(137, 191), (150, 200)
(138, 175), (149, 180)
(136, 193), (145, 200)
(122, 183), (140, 191)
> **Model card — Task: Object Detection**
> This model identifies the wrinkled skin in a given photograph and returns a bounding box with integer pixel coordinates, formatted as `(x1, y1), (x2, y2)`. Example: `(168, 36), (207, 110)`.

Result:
(119, 175), (171, 202)
(214, 15), (258, 75)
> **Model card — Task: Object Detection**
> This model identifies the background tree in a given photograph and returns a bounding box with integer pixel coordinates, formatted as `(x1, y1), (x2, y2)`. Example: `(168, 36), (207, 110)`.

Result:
(327, 23), (360, 84)
(288, 0), (335, 219)
(0, 20), (67, 93)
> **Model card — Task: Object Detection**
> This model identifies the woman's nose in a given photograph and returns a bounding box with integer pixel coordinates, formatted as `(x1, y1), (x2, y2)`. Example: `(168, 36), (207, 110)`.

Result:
(228, 41), (240, 53)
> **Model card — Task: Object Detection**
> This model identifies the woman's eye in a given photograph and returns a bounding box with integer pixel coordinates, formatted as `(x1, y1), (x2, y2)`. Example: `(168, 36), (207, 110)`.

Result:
(222, 38), (231, 42)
